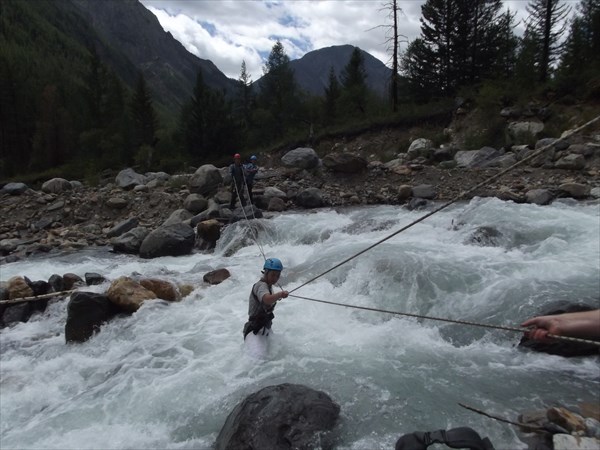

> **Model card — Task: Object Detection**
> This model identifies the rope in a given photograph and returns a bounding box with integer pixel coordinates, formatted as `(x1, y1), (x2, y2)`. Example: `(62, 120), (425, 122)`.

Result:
(0, 289), (76, 305)
(288, 293), (600, 347)
(289, 114), (600, 295)
(232, 172), (268, 261)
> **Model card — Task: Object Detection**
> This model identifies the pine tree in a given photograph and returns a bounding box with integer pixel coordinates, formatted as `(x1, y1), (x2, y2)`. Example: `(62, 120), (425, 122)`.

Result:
(340, 47), (368, 115)
(235, 60), (253, 130)
(258, 40), (299, 137)
(525, 0), (571, 82)
(129, 73), (158, 168)
(323, 66), (340, 125)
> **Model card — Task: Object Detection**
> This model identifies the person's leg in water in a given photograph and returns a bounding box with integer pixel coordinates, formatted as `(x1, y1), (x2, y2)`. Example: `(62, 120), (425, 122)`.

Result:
(244, 327), (270, 359)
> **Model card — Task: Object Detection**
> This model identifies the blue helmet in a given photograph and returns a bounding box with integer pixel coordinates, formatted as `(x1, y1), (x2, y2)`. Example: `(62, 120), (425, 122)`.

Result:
(250, 155), (257, 161)
(263, 258), (283, 271)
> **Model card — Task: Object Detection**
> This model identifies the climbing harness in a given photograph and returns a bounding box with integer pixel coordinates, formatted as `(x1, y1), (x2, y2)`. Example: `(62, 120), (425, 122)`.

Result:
(243, 282), (275, 339)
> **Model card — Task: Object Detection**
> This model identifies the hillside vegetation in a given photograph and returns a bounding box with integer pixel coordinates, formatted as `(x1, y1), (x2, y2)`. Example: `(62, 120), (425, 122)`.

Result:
(1, 0), (598, 184)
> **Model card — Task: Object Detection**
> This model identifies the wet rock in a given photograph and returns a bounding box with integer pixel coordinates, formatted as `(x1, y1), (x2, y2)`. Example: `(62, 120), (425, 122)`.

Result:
(139, 223), (195, 259)
(107, 277), (157, 312)
(558, 183), (590, 199)
(85, 272), (106, 286)
(215, 383), (339, 450)
(63, 273), (84, 290)
(553, 434), (600, 450)
(2, 303), (34, 326)
(407, 198), (428, 210)
(65, 292), (120, 343)
(466, 226), (504, 247)
(267, 197), (286, 211)
(48, 274), (64, 292)
(139, 278), (181, 301)
(8, 276), (34, 300)
(111, 226), (149, 254)
(203, 268), (230, 285)
(196, 219), (221, 243)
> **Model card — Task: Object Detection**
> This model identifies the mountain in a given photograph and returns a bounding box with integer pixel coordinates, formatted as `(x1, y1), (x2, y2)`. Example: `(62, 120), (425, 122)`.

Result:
(288, 45), (393, 97)
(68, 0), (237, 113)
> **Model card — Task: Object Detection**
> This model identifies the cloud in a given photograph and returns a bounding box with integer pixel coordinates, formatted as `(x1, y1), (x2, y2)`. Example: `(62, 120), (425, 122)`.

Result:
(141, 0), (535, 80)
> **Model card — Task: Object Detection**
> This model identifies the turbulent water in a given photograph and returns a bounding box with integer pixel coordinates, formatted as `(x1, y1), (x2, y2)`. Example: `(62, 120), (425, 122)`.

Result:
(1, 197), (599, 449)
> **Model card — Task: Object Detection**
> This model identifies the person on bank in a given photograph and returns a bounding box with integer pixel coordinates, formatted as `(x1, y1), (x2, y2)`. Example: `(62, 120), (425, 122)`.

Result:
(229, 153), (246, 210)
(244, 155), (259, 205)
(243, 258), (289, 358)
(521, 309), (600, 341)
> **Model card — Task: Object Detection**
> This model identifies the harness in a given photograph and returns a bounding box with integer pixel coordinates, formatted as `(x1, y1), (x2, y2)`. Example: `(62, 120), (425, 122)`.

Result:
(243, 282), (275, 339)
(395, 427), (495, 450)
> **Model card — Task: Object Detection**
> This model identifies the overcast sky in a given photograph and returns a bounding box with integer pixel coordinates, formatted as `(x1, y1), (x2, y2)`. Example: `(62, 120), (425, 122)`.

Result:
(140, 0), (539, 81)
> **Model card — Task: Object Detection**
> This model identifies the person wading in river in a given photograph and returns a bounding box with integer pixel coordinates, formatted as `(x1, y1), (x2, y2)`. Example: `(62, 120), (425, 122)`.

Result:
(229, 153), (246, 210)
(243, 258), (288, 358)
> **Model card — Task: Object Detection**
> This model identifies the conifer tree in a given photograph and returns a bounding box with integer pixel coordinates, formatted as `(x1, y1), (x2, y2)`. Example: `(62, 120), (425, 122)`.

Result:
(129, 73), (158, 168)
(323, 66), (340, 125)
(258, 40), (299, 137)
(525, 0), (571, 82)
(340, 47), (368, 115)
(236, 60), (253, 130)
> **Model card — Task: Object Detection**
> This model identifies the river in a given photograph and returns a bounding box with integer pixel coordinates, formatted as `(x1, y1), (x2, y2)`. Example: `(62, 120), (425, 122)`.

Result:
(1, 197), (599, 449)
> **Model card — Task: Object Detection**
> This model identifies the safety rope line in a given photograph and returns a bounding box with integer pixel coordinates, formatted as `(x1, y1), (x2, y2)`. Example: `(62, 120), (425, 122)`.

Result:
(289, 114), (600, 295)
(288, 293), (600, 347)
(0, 289), (76, 305)
(232, 172), (268, 261)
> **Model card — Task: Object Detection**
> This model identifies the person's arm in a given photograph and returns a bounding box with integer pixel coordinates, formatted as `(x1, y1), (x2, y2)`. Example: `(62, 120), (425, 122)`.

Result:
(521, 309), (600, 341)
(261, 289), (288, 306)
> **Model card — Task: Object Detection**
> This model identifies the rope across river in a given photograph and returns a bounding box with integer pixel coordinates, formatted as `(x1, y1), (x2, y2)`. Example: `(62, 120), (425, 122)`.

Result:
(232, 114), (600, 348)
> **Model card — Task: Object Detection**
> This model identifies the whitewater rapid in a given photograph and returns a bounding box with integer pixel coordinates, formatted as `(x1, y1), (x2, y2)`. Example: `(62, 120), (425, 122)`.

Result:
(1, 197), (599, 449)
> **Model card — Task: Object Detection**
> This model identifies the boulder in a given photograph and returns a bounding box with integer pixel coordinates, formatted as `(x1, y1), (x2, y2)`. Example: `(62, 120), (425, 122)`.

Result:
(41, 178), (72, 194)
(139, 223), (195, 259)
(407, 138), (434, 160)
(107, 217), (139, 238)
(295, 188), (324, 208)
(65, 292), (119, 343)
(63, 273), (84, 290)
(507, 121), (544, 144)
(107, 277), (157, 312)
(281, 147), (320, 170)
(139, 278), (181, 301)
(525, 189), (554, 205)
(455, 147), (502, 168)
(0, 182), (28, 196)
(411, 184), (436, 200)
(196, 219), (221, 243)
(48, 274), (65, 292)
(203, 268), (231, 285)
(268, 197), (286, 211)
(111, 226), (149, 254)
(322, 153), (367, 173)
(106, 197), (128, 209)
(215, 384), (340, 450)
(190, 199), (221, 226)
(115, 168), (147, 190)
(189, 164), (223, 197)
(85, 272), (106, 286)
(163, 208), (193, 226)
(183, 194), (208, 215)
(555, 154), (586, 170)
(465, 226), (504, 247)
(558, 183), (590, 199)
(7, 276), (34, 300)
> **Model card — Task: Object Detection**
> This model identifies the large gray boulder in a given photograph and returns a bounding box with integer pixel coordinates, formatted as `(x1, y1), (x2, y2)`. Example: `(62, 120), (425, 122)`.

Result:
(407, 138), (435, 160)
(295, 188), (324, 208)
(322, 153), (367, 173)
(111, 227), (149, 254)
(106, 218), (139, 238)
(281, 147), (320, 169)
(1, 182), (28, 196)
(189, 164), (223, 197)
(183, 194), (208, 214)
(42, 178), (72, 194)
(163, 209), (193, 226)
(412, 184), (437, 199)
(554, 154), (585, 170)
(215, 384), (340, 450)
(525, 189), (554, 205)
(506, 121), (544, 144)
(139, 223), (195, 259)
(455, 147), (503, 168)
(115, 168), (147, 190)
